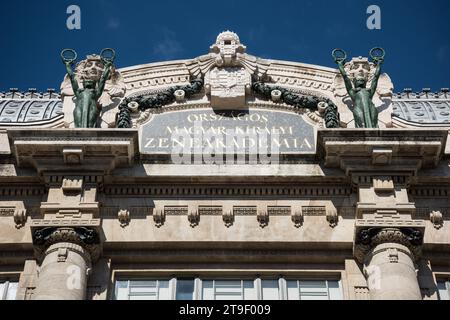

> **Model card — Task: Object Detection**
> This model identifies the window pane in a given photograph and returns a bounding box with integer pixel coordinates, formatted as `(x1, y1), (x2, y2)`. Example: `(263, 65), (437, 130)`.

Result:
(287, 280), (341, 300)
(215, 280), (242, 300)
(6, 282), (18, 300)
(287, 281), (300, 300)
(158, 281), (171, 300)
(243, 281), (257, 300)
(261, 280), (279, 300)
(115, 281), (129, 300)
(0, 282), (5, 300)
(176, 280), (195, 300)
(327, 281), (342, 300)
(202, 281), (214, 300)
(299, 280), (328, 300)
(117, 280), (171, 300)
(438, 282), (449, 300)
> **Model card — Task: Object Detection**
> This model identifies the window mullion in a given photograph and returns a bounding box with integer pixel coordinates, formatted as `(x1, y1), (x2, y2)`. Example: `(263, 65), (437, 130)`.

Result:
(279, 277), (286, 300)
(255, 277), (262, 300)
(170, 278), (176, 300)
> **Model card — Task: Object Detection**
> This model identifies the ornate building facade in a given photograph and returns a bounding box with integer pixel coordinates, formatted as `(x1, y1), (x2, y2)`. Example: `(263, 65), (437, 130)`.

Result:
(0, 32), (449, 300)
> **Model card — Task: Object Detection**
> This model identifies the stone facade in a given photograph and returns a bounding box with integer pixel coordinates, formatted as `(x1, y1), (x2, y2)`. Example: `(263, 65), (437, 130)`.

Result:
(0, 32), (449, 300)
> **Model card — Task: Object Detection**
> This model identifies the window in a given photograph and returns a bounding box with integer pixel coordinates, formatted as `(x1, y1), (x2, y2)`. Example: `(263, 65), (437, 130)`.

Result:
(115, 279), (171, 300)
(202, 280), (257, 300)
(0, 281), (18, 300)
(286, 280), (342, 300)
(437, 281), (450, 300)
(114, 277), (342, 301)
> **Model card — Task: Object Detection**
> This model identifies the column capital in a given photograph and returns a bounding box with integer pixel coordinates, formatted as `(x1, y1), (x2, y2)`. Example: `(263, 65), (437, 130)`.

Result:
(32, 227), (101, 263)
(354, 227), (424, 264)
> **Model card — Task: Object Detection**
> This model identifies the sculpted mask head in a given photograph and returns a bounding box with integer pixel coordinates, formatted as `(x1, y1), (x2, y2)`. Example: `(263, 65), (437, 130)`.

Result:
(76, 55), (106, 82)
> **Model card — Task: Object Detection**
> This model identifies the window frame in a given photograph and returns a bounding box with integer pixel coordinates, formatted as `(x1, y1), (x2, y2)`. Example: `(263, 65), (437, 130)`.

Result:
(0, 279), (19, 301)
(113, 274), (343, 301)
(437, 279), (450, 300)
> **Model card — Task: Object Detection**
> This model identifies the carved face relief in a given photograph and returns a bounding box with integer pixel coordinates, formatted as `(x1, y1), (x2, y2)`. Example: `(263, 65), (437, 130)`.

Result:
(348, 60), (371, 81)
(76, 55), (106, 81)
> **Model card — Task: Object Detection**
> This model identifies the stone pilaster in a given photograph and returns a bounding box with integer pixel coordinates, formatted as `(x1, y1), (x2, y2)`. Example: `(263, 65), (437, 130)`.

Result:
(355, 227), (423, 300)
(31, 227), (100, 300)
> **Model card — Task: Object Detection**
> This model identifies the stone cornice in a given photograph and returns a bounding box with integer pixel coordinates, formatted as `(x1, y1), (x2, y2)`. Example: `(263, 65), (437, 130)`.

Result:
(317, 129), (448, 176)
(7, 129), (138, 174)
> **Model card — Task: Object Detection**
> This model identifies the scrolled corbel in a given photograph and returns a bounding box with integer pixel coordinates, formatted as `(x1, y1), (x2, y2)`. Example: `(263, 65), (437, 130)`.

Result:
(188, 210), (200, 228)
(326, 208), (338, 228)
(430, 210), (444, 230)
(118, 209), (130, 228)
(153, 209), (166, 228)
(223, 210), (234, 228)
(257, 210), (269, 228)
(292, 209), (304, 228)
(14, 209), (27, 229)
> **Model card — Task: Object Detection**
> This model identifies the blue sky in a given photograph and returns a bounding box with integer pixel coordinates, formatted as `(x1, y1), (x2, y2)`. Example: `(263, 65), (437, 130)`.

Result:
(0, 0), (449, 92)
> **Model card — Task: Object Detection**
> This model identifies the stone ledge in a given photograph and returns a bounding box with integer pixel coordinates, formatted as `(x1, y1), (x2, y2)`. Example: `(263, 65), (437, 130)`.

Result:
(317, 129), (448, 173)
(7, 129), (138, 173)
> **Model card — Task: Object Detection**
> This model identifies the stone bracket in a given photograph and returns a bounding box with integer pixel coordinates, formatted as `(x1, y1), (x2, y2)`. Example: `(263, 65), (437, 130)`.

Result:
(118, 210), (130, 228)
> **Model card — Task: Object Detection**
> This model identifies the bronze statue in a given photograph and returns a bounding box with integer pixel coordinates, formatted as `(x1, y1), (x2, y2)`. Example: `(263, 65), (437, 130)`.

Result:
(61, 49), (115, 128)
(333, 48), (385, 128)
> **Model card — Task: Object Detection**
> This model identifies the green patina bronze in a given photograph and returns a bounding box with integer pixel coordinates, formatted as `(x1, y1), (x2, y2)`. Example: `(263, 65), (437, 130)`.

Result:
(333, 48), (385, 128)
(62, 49), (114, 128)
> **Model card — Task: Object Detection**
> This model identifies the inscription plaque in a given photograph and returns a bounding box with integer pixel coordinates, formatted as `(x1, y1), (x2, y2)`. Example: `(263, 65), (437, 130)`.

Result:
(140, 108), (316, 156)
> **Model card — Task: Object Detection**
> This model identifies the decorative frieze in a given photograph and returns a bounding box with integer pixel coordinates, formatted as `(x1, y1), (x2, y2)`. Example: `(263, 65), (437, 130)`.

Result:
(234, 206), (257, 216)
(267, 206), (291, 216)
(198, 206), (223, 216)
(0, 207), (15, 216)
(164, 206), (188, 215)
(104, 185), (352, 198)
(302, 206), (326, 216)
